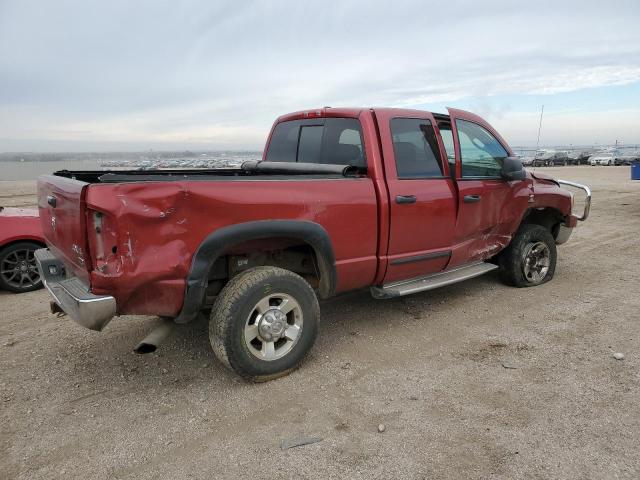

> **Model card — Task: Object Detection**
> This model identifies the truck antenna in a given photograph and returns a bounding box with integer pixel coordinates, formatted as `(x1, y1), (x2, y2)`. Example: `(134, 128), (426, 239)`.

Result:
(534, 105), (544, 170)
(535, 105), (544, 152)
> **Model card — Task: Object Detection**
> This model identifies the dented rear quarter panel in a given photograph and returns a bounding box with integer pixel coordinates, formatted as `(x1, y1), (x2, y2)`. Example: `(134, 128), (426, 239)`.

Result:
(84, 178), (378, 316)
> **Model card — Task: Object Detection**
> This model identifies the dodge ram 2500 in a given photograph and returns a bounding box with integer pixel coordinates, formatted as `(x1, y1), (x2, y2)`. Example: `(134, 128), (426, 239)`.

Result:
(35, 107), (591, 380)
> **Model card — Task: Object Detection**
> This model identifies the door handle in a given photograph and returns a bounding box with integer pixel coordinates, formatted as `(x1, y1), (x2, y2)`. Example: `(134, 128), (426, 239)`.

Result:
(47, 195), (57, 207)
(463, 194), (481, 203)
(395, 195), (416, 204)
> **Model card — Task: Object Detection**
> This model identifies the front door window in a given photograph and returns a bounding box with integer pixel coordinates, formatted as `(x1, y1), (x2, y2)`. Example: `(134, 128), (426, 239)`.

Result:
(457, 119), (508, 178)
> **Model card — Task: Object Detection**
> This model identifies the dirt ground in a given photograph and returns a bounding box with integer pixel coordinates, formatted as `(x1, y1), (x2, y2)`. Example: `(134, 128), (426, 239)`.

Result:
(1, 166), (639, 479)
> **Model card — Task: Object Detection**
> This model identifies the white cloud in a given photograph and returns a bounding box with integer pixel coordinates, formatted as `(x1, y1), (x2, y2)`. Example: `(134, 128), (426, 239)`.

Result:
(0, 0), (639, 150)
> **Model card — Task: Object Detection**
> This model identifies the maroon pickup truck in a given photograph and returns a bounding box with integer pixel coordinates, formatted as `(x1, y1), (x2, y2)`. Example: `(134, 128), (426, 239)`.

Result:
(35, 107), (591, 380)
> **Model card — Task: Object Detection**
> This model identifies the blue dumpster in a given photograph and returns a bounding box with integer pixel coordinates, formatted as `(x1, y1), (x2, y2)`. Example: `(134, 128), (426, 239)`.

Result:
(632, 160), (640, 180)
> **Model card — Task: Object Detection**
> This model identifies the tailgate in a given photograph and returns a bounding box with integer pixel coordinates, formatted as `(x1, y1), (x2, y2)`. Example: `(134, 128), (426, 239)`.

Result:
(37, 175), (91, 281)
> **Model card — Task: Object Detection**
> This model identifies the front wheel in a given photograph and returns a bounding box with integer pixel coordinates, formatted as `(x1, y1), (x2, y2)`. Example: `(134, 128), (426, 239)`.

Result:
(498, 224), (557, 287)
(209, 266), (320, 381)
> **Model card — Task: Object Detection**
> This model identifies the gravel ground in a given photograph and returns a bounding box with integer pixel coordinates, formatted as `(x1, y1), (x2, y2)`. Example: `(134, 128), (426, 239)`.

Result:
(1, 166), (639, 479)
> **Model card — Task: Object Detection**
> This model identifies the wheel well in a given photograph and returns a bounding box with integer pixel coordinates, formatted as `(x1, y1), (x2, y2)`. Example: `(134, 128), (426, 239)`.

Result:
(521, 208), (564, 238)
(0, 239), (46, 253)
(203, 237), (324, 306)
(176, 220), (337, 325)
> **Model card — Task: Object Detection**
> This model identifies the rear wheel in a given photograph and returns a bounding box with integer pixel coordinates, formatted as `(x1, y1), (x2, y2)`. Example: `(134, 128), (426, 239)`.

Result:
(209, 266), (320, 381)
(0, 242), (43, 293)
(498, 225), (556, 287)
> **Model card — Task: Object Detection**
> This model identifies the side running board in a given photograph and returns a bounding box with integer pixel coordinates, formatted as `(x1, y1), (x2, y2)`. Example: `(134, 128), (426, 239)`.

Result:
(370, 262), (498, 299)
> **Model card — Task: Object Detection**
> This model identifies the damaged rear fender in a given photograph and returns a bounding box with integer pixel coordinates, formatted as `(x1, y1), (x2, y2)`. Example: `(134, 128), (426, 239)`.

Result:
(174, 220), (337, 324)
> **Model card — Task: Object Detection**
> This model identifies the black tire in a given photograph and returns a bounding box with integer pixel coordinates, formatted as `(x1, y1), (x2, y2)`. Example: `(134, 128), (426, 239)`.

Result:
(0, 241), (43, 293)
(498, 225), (557, 288)
(209, 266), (320, 381)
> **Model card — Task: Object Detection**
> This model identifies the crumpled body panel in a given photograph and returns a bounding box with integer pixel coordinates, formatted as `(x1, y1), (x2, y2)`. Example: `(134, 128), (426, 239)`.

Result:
(84, 178), (378, 316)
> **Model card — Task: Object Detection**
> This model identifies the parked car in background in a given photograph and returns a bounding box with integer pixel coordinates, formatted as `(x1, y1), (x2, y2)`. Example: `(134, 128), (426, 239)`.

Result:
(520, 154), (534, 166)
(567, 151), (580, 165)
(549, 151), (570, 166)
(590, 152), (615, 166)
(532, 149), (555, 167)
(614, 152), (639, 166)
(0, 207), (45, 293)
(533, 150), (569, 166)
(576, 150), (595, 165)
(568, 150), (593, 165)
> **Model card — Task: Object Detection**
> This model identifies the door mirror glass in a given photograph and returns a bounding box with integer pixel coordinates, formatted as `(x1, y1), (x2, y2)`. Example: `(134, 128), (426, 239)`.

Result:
(501, 157), (526, 181)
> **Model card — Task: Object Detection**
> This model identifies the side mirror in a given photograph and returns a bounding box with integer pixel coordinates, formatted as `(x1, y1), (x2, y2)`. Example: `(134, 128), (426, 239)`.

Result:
(501, 157), (526, 181)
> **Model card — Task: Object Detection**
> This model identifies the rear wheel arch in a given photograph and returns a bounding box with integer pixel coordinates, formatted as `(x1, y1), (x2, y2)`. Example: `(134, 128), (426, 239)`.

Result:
(175, 220), (336, 324)
(0, 238), (46, 250)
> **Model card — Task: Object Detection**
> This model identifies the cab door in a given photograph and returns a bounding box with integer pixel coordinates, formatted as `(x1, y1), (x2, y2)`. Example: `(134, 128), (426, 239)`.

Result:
(376, 109), (457, 284)
(446, 108), (524, 267)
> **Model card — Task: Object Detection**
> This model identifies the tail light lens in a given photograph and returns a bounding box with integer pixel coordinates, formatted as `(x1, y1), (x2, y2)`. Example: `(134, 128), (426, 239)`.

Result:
(87, 209), (121, 275)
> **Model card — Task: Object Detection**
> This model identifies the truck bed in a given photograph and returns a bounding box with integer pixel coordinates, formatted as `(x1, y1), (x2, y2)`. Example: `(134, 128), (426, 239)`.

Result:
(38, 164), (379, 317)
(53, 162), (363, 184)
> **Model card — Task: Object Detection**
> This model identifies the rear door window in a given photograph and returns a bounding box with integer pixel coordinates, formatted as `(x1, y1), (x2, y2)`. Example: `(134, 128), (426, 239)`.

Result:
(438, 122), (455, 170)
(265, 118), (366, 167)
(390, 118), (444, 179)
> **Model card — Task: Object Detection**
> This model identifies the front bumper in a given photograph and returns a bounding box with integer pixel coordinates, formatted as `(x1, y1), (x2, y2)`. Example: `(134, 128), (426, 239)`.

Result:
(35, 249), (116, 331)
(554, 180), (591, 245)
(555, 224), (573, 245)
(557, 179), (591, 221)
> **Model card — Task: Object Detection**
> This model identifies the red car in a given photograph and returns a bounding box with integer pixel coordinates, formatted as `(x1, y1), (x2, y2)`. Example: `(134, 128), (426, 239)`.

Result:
(0, 207), (45, 293)
(35, 107), (591, 380)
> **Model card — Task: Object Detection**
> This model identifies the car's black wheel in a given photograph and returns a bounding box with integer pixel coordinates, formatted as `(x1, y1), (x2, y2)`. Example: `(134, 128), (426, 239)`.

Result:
(0, 242), (43, 293)
(209, 266), (320, 381)
(498, 225), (557, 288)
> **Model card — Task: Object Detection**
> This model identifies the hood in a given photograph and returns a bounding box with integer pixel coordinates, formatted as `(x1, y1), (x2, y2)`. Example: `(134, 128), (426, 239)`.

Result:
(528, 171), (560, 186)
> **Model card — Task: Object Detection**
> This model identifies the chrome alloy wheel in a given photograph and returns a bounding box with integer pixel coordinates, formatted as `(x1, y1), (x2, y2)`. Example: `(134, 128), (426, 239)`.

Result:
(522, 241), (550, 283)
(244, 293), (303, 361)
(1, 248), (40, 290)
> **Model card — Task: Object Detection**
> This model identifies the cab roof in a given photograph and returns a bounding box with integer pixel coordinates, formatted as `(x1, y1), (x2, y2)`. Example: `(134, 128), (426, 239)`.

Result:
(277, 107), (450, 122)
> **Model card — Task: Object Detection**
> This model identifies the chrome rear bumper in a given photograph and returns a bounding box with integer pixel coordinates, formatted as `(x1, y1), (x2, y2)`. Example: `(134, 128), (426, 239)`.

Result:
(35, 249), (116, 331)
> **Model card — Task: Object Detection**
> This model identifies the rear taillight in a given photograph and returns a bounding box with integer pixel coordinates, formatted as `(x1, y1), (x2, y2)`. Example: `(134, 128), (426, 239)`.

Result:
(87, 209), (121, 275)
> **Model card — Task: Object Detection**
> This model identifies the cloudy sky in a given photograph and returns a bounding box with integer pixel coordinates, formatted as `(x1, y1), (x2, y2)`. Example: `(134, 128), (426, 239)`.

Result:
(1, 0), (639, 152)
